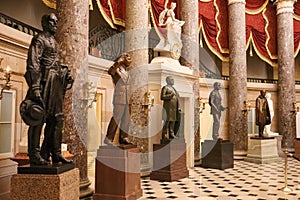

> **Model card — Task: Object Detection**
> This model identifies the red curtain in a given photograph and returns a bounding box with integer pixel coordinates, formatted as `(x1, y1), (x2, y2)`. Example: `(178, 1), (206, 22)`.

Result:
(94, 0), (300, 66)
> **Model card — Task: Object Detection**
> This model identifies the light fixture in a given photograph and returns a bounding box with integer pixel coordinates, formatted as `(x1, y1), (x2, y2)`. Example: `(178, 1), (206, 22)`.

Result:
(0, 58), (12, 100)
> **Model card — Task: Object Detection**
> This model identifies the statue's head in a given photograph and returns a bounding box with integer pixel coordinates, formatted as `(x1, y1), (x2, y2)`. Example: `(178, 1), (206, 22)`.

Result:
(260, 90), (266, 96)
(213, 82), (221, 90)
(115, 53), (132, 68)
(265, 92), (271, 99)
(41, 13), (58, 35)
(170, 2), (176, 10)
(166, 76), (174, 86)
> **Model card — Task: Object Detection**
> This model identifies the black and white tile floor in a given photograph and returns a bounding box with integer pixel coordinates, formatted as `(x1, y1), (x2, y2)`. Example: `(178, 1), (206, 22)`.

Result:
(139, 158), (300, 200)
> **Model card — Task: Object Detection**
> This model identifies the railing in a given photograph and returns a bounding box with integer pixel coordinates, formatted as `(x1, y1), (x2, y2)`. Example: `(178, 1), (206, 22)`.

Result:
(0, 13), (41, 36)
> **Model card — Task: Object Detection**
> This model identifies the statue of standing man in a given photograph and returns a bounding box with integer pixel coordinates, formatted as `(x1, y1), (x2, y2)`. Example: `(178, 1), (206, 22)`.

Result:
(161, 76), (181, 143)
(209, 82), (225, 140)
(20, 13), (74, 165)
(255, 90), (271, 138)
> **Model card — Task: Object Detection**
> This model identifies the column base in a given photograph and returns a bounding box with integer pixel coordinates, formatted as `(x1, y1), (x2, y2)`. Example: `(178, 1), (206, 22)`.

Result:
(201, 140), (234, 169)
(93, 145), (142, 200)
(150, 142), (189, 182)
(0, 159), (17, 200)
(294, 139), (300, 160)
(245, 137), (282, 164)
(11, 168), (79, 200)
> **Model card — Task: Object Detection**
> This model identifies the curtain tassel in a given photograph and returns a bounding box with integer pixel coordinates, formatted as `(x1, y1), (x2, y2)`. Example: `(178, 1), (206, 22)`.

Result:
(250, 41), (253, 57)
(200, 30), (203, 48)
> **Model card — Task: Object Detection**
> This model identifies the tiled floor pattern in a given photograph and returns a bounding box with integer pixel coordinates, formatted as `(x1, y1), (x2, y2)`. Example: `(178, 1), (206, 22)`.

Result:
(138, 158), (300, 200)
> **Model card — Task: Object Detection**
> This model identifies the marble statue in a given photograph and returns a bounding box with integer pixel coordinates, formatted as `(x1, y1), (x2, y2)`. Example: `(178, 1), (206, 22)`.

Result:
(161, 76), (181, 143)
(255, 90), (271, 138)
(155, 2), (185, 59)
(264, 92), (274, 135)
(20, 13), (74, 165)
(208, 82), (225, 140)
(104, 53), (132, 145)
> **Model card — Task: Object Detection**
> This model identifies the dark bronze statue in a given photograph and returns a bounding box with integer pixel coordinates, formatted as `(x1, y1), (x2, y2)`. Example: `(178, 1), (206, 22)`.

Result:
(255, 90), (271, 137)
(20, 13), (73, 165)
(104, 53), (132, 145)
(161, 76), (181, 143)
(209, 82), (225, 140)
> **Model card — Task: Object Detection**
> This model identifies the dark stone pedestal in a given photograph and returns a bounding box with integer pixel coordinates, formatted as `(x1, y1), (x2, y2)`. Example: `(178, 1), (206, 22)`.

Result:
(18, 163), (75, 174)
(201, 140), (234, 169)
(150, 141), (189, 182)
(294, 139), (300, 160)
(93, 145), (142, 200)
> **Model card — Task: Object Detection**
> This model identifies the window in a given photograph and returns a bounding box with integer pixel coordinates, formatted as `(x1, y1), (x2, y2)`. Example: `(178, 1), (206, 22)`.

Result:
(0, 91), (15, 159)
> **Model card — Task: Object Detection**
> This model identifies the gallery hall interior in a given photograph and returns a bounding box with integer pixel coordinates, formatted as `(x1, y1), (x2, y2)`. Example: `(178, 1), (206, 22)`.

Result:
(1, 0), (300, 199)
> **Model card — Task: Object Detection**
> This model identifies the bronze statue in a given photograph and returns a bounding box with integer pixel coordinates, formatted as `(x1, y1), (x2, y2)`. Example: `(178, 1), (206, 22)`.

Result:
(104, 53), (132, 145)
(255, 90), (271, 137)
(20, 13), (73, 165)
(209, 82), (225, 140)
(161, 76), (181, 143)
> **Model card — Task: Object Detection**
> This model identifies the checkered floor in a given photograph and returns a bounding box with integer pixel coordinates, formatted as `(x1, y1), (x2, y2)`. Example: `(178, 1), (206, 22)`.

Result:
(139, 158), (300, 200)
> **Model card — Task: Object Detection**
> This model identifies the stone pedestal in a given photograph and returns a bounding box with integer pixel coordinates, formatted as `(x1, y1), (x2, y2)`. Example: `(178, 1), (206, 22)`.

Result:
(150, 141), (189, 182)
(11, 168), (79, 200)
(201, 140), (234, 169)
(93, 145), (142, 200)
(294, 139), (300, 160)
(245, 137), (282, 164)
(0, 159), (17, 199)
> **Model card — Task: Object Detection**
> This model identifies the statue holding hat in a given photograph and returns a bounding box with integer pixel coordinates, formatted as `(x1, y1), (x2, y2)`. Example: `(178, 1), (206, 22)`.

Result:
(20, 13), (73, 165)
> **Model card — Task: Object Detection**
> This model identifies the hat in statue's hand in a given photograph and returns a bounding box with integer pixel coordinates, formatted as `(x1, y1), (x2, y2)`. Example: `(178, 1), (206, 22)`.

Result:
(20, 99), (45, 126)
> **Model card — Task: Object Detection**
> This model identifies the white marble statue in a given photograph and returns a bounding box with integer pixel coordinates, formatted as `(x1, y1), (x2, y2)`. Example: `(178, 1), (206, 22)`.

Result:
(264, 92), (274, 135)
(155, 2), (185, 59)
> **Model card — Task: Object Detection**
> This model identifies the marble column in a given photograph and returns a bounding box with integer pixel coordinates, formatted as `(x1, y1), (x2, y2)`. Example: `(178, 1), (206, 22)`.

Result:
(275, 0), (296, 149)
(56, 0), (93, 197)
(179, 0), (200, 163)
(228, 0), (248, 158)
(125, 0), (149, 172)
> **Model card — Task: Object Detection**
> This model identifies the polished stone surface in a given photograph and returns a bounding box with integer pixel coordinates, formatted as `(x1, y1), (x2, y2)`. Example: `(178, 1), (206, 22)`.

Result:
(228, 1), (248, 156)
(11, 168), (79, 200)
(18, 163), (75, 174)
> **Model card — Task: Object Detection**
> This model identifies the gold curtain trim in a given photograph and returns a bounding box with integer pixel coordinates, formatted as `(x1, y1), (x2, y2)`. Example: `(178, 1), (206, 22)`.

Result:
(199, 21), (229, 62)
(89, 0), (93, 10)
(108, 0), (125, 27)
(294, 14), (300, 21)
(245, 0), (268, 15)
(263, 8), (277, 60)
(214, 0), (229, 54)
(95, 0), (117, 29)
(199, 0), (212, 2)
(42, 0), (56, 9)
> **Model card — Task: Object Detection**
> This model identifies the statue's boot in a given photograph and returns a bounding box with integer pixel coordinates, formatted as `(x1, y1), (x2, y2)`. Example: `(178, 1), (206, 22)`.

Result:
(28, 126), (49, 165)
(51, 117), (72, 164)
(41, 120), (54, 162)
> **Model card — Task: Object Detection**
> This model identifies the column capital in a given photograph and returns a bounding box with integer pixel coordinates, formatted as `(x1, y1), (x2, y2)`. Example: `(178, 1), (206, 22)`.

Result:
(228, 0), (246, 6)
(275, 0), (296, 15)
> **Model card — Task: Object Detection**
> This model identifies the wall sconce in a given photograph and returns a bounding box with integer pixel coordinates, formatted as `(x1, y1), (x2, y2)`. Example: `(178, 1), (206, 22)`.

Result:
(242, 100), (251, 116)
(142, 90), (154, 114)
(0, 58), (12, 100)
(197, 97), (207, 114)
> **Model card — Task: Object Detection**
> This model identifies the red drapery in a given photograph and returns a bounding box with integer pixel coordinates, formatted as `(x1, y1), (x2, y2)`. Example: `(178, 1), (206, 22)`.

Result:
(43, 0), (300, 67)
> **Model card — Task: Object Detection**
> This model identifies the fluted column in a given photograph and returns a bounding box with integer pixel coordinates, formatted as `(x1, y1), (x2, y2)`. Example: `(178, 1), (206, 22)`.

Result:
(56, 0), (93, 197)
(179, 0), (200, 163)
(125, 0), (149, 171)
(275, 0), (296, 149)
(228, 0), (248, 157)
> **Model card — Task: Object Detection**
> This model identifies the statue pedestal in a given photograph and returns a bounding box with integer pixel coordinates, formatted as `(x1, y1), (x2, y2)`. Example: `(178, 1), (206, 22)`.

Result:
(0, 159), (17, 199)
(150, 141), (189, 181)
(201, 140), (234, 169)
(245, 137), (282, 164)
(11, 168), (79, 200)
(93, 145), (142, 200)
(294, 139), (300, 160)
